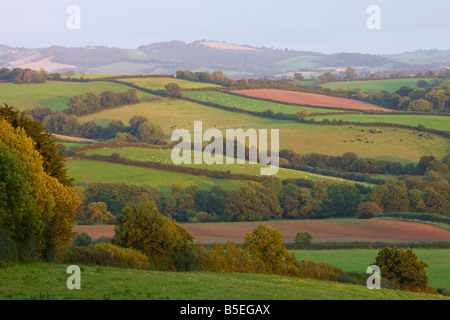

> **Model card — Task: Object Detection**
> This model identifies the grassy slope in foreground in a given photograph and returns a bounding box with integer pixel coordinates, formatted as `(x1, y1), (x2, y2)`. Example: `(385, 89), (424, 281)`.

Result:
(292, 249), (450, 289)
(0, 263), (446, 300)
(77, 100), (450, 163)
(0, 81), (155, 111)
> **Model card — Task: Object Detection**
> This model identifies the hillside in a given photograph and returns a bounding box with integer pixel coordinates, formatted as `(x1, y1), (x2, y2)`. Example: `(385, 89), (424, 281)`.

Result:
(2, 41), (450, 78)
(0, 263), (446, 300)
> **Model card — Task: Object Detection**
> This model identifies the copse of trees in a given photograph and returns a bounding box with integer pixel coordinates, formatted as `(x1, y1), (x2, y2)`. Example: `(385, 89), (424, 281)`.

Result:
(65, 89), (140, 116)
(0, 67), (46, 84)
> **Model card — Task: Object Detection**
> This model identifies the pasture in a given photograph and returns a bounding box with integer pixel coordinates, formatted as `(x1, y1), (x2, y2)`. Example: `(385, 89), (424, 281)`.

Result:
(65, 159), (246, 193)
(121, 77), (223, 90)
(0, 81), (154, 111)
(77, 99), (449, 163)
(183, 90), (339, 114)
(82, 147), (364, 184)
(308, 113), (450, 131)
(321, 78), (437, 93)
(1, 263), (444, 300)
(292, 249), (450, 289)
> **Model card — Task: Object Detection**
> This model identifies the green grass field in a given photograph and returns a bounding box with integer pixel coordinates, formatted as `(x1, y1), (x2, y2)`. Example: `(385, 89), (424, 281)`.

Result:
(292, 249), (450, 289)
(308, 113), (450, 131)
(122, 77), (223, 90)
(0, 263), (446, 300)
(82, 147), (366, 184)
(77, 99), (450, 163)
(66, 159), (246, 194)
(183, 90), (338, 114)
(276, 56), (322, 72)
(0, 81), (155, 111)
(321, 78), (436, 93)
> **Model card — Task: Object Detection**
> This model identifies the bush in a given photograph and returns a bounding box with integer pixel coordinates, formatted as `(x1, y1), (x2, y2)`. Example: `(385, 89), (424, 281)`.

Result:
(195, 211), (209, 222)
(72, 233), (93, 246)
(374, 247), (429, 292)
(0, 229), (19, 265)
(56, 243), (150, 269)
(295, 231), (313, 249)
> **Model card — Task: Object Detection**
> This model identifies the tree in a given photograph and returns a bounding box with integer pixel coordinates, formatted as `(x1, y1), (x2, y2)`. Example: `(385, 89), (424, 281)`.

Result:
(293, 73), (305, 81)
(165, 82), (182, 98)
(65, 70), (75, 79)
(344, 67), (358, 81)
(295, 231), (313, 249)
(86, 202), (112, 224)
(374, 247), (429, 292)
(114, 202), (194, 270)
(297, 108), (310, 120)
(328, 184), (361, 217)
(357, 202), (383, 219)
(137, 121), (164, 144)
(408, 99), (434, 112)
(0, 118), (80, 260)
(244, 224), (289, 272)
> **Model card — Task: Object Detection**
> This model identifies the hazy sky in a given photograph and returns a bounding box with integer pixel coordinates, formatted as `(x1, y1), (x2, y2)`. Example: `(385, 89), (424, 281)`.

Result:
(1, 0), (449, 54)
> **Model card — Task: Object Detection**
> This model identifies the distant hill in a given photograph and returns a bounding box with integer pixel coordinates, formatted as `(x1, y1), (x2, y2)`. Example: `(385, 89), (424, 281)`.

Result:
(0, 41), (449, 78)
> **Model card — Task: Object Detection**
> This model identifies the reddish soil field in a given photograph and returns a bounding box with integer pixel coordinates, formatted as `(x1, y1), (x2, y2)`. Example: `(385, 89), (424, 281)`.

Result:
(73, 219), (450, 244)
(234, 89), (393, 112)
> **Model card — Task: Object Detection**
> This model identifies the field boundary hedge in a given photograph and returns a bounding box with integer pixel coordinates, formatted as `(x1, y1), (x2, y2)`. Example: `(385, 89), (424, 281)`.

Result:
(374, 212), (450, 224)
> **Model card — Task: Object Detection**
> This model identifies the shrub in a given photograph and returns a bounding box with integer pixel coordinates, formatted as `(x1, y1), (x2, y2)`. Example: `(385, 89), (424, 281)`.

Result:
(195, 211), (209, 222)
(374, 247), (429, 292)
(72, 232), (93, 246)
(295, 231), (313, 249)
(56, 243), (150, 269)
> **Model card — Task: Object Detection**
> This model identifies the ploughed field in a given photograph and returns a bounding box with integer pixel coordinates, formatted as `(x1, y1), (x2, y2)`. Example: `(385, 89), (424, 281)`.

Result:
(73, 219), (450, 243)
(234, 89), (394, 111)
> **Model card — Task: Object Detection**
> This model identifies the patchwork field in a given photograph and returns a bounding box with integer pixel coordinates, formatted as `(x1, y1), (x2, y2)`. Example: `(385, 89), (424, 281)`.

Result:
(77, 100), (449, 163)
(183, 90), (339, 114)
(0, 81), (154, 111)
(292, 249), (450, 289)
(321, 78), (437, 93)
(73, 219), (450, 244)
(234, 89), (394, 111)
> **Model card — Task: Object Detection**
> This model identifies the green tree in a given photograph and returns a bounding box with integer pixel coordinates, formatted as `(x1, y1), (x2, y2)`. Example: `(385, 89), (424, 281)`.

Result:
(374, 247), (429, 292)
(137, 121), (164, 144)
(86, 202), (112, 224)
(295, 231), (313, 249)
(244, 224), (289, 272)
(408, 99), (434, 112)
(165, 82), (182, 98)
(344, 67), (358, 81)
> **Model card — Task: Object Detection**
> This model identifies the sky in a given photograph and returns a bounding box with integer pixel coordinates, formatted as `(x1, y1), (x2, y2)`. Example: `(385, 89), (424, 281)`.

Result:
(0, 0), (449, 55)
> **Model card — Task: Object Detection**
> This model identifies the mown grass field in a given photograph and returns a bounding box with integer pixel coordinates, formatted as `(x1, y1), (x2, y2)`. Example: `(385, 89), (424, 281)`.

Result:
(0, 81), (155, 111)
(276, 55), (322, 72)
(292, 249), (450, 289)
(308, 113), (450, 131)
(0, 263), (446, 300)
(77, 99), (449, 163)
(121, 77), (223, 90)
(183, 90), (337, 114)
(321, 78), (436, 93)
(82, 147), (363, 184)
(65, 159), (246, 194)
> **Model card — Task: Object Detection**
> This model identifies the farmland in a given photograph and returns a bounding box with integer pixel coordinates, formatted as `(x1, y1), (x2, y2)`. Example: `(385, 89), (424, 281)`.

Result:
(183, 90), (339, 114)
(81, 147), (364, 183)
(66, 159), (246, 193)
(0, 81), (155, 111)
(308, 113), (450, 131)
(74, 218), (450, 244)
(234, 89), (394, 111)
(291, 249), (450, 289)
(121, 77), (224, 90)
(321, 78), (437, 93)
(77, 99), (449, 163)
